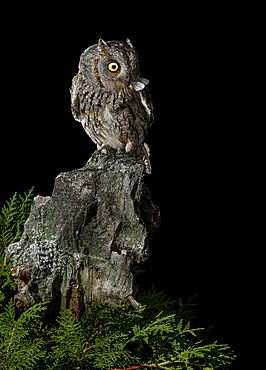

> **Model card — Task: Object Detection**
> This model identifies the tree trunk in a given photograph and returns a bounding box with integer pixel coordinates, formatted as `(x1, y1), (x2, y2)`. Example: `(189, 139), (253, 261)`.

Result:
(8, 154), (160, 319)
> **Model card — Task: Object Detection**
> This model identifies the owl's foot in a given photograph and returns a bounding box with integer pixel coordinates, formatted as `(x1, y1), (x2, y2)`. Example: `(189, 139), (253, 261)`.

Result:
(88, 143), (152, 174)
(97, 143), (117, 155)
(88, 144), (116, 164)
(124, 141), (151, 174)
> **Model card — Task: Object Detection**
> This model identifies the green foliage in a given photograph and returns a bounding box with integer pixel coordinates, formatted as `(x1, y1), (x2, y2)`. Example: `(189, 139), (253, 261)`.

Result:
(0, 299), (47, 369)
(0, 261), (17, 309)
(0, 188), (34, 309)
(0, 297), (235, 369)
(48, 305), (139, 368)
(0, 186), (34, 257)
(137, 285), (177, 316)
(0, 189), (236, 369)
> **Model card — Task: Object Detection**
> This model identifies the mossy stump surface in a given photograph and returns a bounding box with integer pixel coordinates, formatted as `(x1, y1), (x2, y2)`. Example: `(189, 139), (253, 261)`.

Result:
(8, 154), (160, 318)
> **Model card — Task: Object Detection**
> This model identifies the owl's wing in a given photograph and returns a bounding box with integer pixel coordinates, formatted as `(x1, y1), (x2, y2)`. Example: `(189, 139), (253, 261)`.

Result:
(138, 88), (154, 129)
(70, 75), (83, 123)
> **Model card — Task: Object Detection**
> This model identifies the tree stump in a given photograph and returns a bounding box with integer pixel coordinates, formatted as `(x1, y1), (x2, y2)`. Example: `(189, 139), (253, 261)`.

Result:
(8, 154), (160, 319)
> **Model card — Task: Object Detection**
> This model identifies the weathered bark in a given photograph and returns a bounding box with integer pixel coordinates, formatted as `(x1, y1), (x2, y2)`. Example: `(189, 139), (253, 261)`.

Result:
(8, 154), (160, 319)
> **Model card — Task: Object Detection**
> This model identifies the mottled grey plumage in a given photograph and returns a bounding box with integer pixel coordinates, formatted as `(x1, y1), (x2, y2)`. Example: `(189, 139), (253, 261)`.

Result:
(70, 39), (153, 173)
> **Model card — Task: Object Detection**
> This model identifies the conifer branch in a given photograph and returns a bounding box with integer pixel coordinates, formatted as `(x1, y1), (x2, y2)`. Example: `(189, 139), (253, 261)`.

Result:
(0, 187), (34, 257)
(0, 189), (236, 369)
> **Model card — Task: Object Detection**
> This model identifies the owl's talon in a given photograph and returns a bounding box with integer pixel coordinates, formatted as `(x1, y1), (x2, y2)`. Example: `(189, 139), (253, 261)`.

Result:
(88, 144), (118, 164)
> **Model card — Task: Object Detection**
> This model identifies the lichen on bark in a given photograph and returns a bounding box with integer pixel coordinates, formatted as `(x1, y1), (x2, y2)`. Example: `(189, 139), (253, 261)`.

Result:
(8, 154), (160, 318)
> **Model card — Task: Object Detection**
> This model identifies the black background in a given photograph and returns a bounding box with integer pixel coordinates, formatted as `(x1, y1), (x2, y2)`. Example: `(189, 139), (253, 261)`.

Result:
(1, 5), (260, 369)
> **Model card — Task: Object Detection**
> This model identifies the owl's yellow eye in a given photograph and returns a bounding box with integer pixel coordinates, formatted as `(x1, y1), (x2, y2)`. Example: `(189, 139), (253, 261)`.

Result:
(107, 62), (119, 73)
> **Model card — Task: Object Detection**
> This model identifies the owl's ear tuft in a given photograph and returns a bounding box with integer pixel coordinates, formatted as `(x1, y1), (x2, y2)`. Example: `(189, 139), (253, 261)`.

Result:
(98, 38), (109, 54)
(126, 38), (134, 48)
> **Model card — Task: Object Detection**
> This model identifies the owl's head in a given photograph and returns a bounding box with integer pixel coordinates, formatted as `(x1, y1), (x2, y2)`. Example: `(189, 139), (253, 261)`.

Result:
(79, 39), (149, 93)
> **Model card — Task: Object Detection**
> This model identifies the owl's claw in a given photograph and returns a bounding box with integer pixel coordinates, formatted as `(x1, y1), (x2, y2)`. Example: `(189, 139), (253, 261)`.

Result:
(87, 144), (116, 164)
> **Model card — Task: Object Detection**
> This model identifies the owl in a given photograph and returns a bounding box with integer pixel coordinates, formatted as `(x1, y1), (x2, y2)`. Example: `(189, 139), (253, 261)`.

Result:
(70, 38), (153, 173)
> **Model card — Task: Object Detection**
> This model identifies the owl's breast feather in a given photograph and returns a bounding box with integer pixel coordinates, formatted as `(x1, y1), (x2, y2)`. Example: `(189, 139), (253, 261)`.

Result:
(102, 106), (125, 149)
